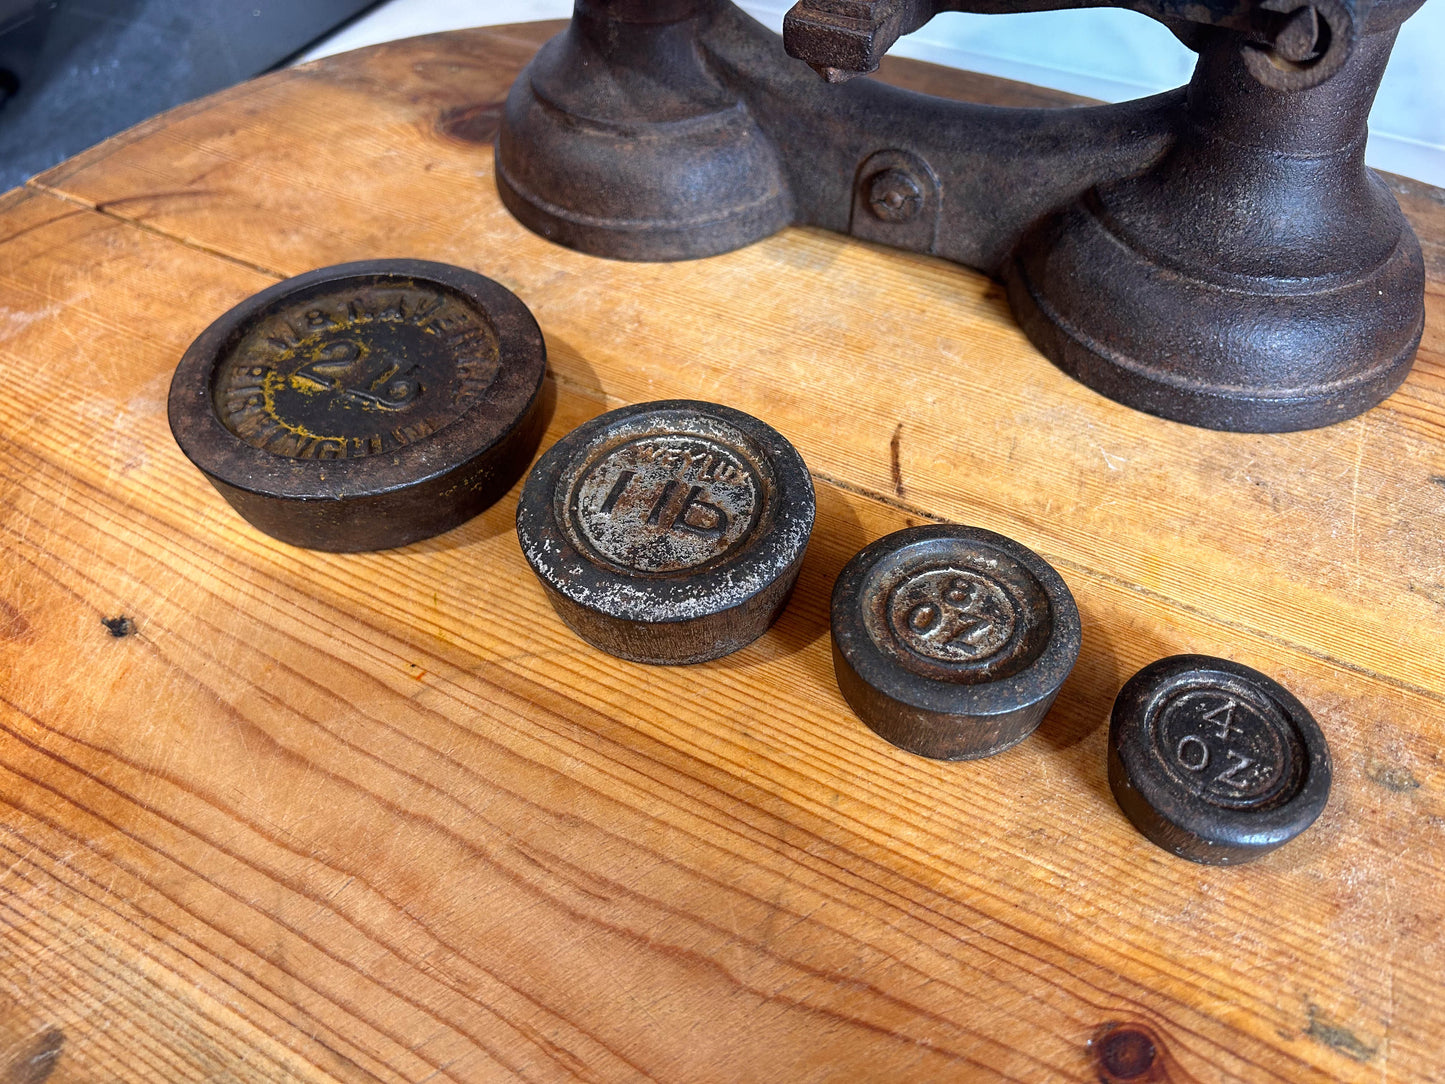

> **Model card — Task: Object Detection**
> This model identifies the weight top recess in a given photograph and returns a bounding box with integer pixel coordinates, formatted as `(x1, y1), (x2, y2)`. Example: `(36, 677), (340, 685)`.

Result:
(168, 260), (547, 551)
(831, 524), (1081, 760)
(516, 400), (815, 665)
(1108, 655), (1333, 865)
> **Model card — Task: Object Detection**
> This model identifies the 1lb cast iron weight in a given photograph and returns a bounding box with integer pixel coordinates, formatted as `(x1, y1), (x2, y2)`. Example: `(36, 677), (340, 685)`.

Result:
(1109, 655), (1332, 864)
(169, 260), (547, 551)
(831, 525), (1081, 760)
(516, 400), (814, 664)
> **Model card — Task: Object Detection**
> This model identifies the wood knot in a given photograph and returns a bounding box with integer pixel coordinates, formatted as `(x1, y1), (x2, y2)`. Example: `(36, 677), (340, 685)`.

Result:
(1091, 1022), (1166, 1082)
(0, 599), (31, 643)
(436, 102), (505, 145)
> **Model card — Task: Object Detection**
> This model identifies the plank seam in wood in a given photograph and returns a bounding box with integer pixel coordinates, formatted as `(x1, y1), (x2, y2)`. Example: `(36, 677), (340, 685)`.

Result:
(816, 463), (1445, 711)
(25, 181), (289, 282)
(0, 189), (1434, 726)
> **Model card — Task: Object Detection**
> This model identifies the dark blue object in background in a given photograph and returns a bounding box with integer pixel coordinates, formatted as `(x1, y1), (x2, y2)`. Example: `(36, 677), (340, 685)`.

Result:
(0, 0), (377, 191)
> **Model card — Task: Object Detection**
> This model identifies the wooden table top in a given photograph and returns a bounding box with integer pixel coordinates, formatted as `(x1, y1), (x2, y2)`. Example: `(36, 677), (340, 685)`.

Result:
(1, 19), (1442, 1083)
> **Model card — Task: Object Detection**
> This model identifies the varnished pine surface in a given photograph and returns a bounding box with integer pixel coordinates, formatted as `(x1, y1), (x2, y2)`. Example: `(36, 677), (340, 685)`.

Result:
(0, 19), (1442, 1083)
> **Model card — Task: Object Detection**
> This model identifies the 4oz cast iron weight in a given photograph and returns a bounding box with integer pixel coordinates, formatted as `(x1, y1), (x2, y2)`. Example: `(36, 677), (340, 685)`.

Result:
(1108, 655), (1333, 864)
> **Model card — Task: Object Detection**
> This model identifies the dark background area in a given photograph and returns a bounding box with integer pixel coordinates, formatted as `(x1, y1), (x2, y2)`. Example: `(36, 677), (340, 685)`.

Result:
(0, 0), (377, 191)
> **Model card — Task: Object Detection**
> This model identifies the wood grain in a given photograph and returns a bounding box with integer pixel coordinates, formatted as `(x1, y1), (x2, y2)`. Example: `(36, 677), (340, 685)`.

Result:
(0, 20), (1441, 1083)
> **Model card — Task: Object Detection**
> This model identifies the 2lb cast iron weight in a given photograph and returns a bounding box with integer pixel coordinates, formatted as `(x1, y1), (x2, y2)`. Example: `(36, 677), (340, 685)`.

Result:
(1108, 655), (1332, 864)
(168, 260), (547, 551)
(831, 525), (1081, 760)
(516, 400), (814, 664)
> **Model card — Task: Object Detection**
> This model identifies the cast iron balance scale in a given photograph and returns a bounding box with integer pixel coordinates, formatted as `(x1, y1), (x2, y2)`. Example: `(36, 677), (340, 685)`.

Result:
(165, 0), (1399, 879)
(493, 0), (1427, 433)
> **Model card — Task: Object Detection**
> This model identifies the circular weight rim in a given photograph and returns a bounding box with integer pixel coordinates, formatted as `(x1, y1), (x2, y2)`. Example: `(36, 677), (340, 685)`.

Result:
(830, 524), (1081, 719)
(516, 399), (815, 623)
(167, 259), (547, 501)
(1109, 654), (1333, 854)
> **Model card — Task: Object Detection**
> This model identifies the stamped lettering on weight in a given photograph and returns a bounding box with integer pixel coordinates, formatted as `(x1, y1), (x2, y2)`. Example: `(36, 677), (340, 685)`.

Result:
(1155, 689), (1291, 807)
(214, 286), (500, 459)
(569, 435), (764, 575)
(885, 567), (1017, 664)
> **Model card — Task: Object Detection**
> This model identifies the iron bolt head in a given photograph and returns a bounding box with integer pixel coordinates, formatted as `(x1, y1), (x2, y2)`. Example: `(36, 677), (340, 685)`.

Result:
(866, 168), (923, 223)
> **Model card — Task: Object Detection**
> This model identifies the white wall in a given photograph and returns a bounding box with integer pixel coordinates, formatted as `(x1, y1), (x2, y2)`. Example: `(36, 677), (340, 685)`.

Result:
(305, 0), (1445, 186)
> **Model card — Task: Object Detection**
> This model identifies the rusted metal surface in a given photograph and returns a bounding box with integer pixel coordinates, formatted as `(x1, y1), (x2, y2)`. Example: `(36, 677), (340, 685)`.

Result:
(516, 400), (815, 665)
(494, 0), (1427, 432)
(1107, 655), (1333, 864)
(782, 0), (1367, 90)
(169, 259), (547, 551)
(830, 524), (1081, 760)
(1006, 19), (1425, 431)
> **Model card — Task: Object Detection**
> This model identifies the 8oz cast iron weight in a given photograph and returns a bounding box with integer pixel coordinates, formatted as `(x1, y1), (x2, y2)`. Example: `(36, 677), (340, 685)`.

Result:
(831, 525), (1081, 760)
(516, 400), (815, 664)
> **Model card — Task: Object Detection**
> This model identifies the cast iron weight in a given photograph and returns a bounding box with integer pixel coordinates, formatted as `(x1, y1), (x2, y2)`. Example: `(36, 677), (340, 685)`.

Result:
(169, 260), (547, 551)
(1109, 655), (1333, 864)
(831, 525), (1081, 759)
(516, 400), (815, 664)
